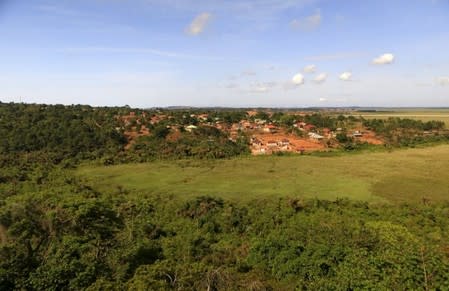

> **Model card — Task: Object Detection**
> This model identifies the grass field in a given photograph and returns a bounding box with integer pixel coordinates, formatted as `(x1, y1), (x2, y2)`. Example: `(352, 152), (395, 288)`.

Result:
(78, 145), (449, 204)
(348, 109), (449, 126)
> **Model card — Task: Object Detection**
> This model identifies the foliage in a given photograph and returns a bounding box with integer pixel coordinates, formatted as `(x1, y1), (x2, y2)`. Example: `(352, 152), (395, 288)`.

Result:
(1, 183), (449, 290)
(1, 102), (449, 289)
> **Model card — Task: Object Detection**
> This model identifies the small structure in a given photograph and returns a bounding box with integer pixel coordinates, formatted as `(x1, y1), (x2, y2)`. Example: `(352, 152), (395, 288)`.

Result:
(267, 140), (278, 147)
(304, 124), (316, 132)
(294, 122), (307, 129)
(185, 125), (198, 132)
(279, 139), (290, 147)
(241, 121), (254, 130)
(251, 137), (263, 147)
(255, 119), (267, 125)
(352, 130), (363, 138)
(308, 132), (324, 140)
(263, 124), (277, 133)
(198, 114), (209, 121)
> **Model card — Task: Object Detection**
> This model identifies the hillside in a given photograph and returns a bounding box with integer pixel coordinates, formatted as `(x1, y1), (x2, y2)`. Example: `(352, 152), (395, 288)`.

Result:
(1, 103), (449, 290)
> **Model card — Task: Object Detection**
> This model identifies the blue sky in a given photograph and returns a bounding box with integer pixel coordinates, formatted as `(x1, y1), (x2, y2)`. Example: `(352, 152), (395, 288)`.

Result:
(0, 0), (448, 107)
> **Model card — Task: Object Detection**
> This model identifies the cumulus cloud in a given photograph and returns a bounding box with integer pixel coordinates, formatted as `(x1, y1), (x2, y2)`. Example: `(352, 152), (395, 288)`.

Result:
(436, 76), (449, 86)
(303, 64), (316, 73)
(339, 72), (352, 81)
(372, 53), (395, 65)
(291, 10), (321, 31)
(292, 73), (305, 85)
(186, 12), (212, 35)
(314, 73), (327, 83)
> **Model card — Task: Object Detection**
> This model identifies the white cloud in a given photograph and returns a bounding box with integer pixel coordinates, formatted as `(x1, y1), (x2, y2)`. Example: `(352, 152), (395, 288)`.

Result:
(303, 64), (316, 73)
(186, 12), (212, 35)
(291, 10), (321, 31)
(319, 97), (327, 102)
(292, 73), (305, 85)
(436, 76), (449, 86)
(314, 73), (327, 83)
(372, 53), (395, 65)
(339, 72), (352, 81)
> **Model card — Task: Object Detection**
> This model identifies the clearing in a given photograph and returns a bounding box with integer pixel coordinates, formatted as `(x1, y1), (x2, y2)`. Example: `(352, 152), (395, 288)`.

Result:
(349, 109), (449, 126)
(78, 145), (449, 204)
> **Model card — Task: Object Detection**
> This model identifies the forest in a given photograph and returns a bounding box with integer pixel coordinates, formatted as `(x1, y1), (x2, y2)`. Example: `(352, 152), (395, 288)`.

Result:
(1, 102), (449, 290)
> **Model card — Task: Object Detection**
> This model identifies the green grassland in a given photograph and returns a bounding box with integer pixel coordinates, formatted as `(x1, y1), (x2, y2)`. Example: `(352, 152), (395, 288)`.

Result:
(78, 144), (449, 204)
(350, 109), (449, 125)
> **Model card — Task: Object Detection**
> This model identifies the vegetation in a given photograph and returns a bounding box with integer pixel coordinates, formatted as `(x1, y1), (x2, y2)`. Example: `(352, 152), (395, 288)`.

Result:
(78, 145), (449, 204)
(2, 187), (449, 290)
(127, 125), (249, 162)
(1, 102), (449, 290)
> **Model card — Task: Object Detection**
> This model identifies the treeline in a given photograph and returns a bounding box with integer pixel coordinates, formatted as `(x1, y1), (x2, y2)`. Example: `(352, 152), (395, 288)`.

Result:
(363, 118), (449, 147)
(119, 125), (249, 163)
(363, 117), (445, 133)
(0, 103), (251, 170)
(0, 103), (127, 158)
(1, 180), (449, 290)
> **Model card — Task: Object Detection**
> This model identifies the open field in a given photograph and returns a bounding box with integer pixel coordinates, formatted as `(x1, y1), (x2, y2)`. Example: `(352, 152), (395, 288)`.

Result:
(348, 109), (449, 126)
(78, 145), (449, 204)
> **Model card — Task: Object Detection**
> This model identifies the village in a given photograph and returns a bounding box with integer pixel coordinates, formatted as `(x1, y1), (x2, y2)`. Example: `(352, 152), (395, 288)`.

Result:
(117, 109), (385, 155)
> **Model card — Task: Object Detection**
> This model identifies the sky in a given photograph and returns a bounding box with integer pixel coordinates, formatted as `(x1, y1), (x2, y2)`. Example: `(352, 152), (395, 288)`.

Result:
(0, 0), (448, 107)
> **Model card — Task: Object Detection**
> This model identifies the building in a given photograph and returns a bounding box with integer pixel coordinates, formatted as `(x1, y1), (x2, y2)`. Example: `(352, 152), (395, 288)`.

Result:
(279, 139), (290, 147)
(263, 124), (277, 133)
(308, 132), (324, 140)
(304, 124), (316, 132)
(185, 125), (198, 132)
(267, 140), (278, 147)
(352, 130), (363, 138)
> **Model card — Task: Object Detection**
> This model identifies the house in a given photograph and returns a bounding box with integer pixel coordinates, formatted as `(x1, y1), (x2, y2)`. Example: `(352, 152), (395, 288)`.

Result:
(255, 119), (267, 125)
(304, 124), (316, 132)
(231, 123), (243, 131)
(263, 124), (277, 133)
(251, 137), (263, 146)
(294, 122), (307, 130)
(279, 139), (290, 147)
(241, 121), (253, 129)
(322, 128), (331, 135)
(267, 140), (278, 147)
(185, 125), (198, 132)
(198, 114), (209, 121)
(308, 132), (324, 140)
(352, 130), (363, 138)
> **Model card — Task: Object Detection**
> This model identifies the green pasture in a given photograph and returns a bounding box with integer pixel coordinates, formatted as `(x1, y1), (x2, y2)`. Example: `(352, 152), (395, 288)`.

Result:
(350, 109), (449, 126)
(77, 145), (449, 204)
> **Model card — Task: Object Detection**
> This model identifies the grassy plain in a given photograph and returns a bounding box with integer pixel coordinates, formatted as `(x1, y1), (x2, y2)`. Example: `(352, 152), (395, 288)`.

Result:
(78, 145), (449, 204)
(348, 109), (449, 126)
